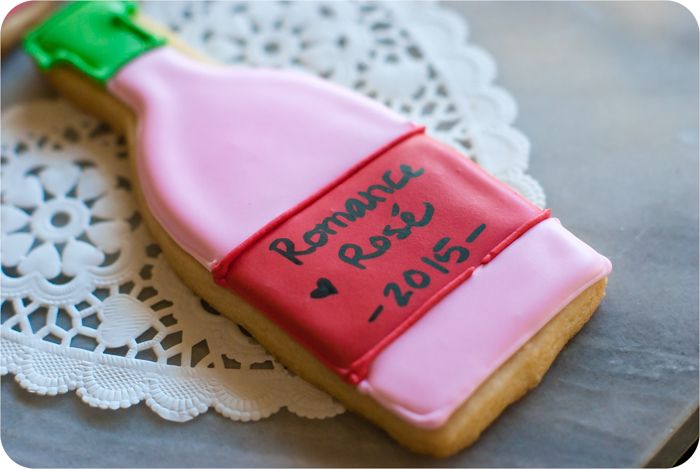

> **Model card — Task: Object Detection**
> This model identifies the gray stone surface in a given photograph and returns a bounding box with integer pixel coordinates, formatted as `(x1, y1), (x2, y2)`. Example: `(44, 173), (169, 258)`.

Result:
(1, 2), (698, 467)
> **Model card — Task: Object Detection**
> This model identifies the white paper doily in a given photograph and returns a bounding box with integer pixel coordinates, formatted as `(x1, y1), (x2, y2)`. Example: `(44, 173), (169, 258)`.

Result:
(1, 1), (545, 423)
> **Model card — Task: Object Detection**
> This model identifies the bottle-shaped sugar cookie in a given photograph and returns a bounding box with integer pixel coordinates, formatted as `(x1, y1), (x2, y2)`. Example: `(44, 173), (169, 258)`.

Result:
(24, 1), (611, 457)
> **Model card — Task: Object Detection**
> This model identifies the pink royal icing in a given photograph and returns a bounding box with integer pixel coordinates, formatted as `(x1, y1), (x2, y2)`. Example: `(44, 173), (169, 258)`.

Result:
(358, 218), (612, 429)
(107, 47), (417, 268)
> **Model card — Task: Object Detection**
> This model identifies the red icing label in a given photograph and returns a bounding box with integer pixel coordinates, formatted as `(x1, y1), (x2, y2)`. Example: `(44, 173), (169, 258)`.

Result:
(215, 133), (547, 384)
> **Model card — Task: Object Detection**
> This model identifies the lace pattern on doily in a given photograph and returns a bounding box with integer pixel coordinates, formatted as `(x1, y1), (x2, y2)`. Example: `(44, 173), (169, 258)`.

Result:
(1, 100), (341, 420)
(1, 1), (544, 423)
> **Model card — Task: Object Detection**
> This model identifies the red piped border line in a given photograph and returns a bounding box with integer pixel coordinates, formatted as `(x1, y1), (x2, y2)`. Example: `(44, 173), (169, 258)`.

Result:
(211, 126), (426, 284)
(345, 209), (551, 385)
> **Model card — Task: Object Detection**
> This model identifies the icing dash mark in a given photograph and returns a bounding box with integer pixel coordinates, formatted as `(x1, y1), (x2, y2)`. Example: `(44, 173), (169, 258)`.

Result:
(310, 278), (338, 299)
(466, 224), (486, 243)
(368, 305), (384, 323)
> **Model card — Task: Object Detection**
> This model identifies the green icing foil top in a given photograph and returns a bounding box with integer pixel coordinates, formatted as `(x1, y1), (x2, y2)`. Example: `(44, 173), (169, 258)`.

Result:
(23, 1), (166, 85)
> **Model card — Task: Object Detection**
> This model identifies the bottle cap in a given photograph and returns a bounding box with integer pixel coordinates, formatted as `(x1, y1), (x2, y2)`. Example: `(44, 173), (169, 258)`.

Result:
(23, 1), (166, 84)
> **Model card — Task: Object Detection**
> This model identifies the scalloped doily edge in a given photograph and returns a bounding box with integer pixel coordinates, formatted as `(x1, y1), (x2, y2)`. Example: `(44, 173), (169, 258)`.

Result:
(1, 332), (345, 422)
(391, 2), (546, 208)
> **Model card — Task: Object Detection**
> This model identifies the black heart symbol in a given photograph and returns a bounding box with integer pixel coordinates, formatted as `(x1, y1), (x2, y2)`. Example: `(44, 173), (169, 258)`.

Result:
(310, 277), (338, 299)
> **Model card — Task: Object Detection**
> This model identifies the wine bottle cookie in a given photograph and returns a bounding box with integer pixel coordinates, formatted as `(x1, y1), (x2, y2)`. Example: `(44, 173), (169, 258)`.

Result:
(23, 1), (612, 457)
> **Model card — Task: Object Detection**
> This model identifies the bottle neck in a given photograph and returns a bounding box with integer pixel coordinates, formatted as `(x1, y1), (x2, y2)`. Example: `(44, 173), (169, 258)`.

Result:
(23, 1), (166, 86)
(107, 46), (190, 116)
